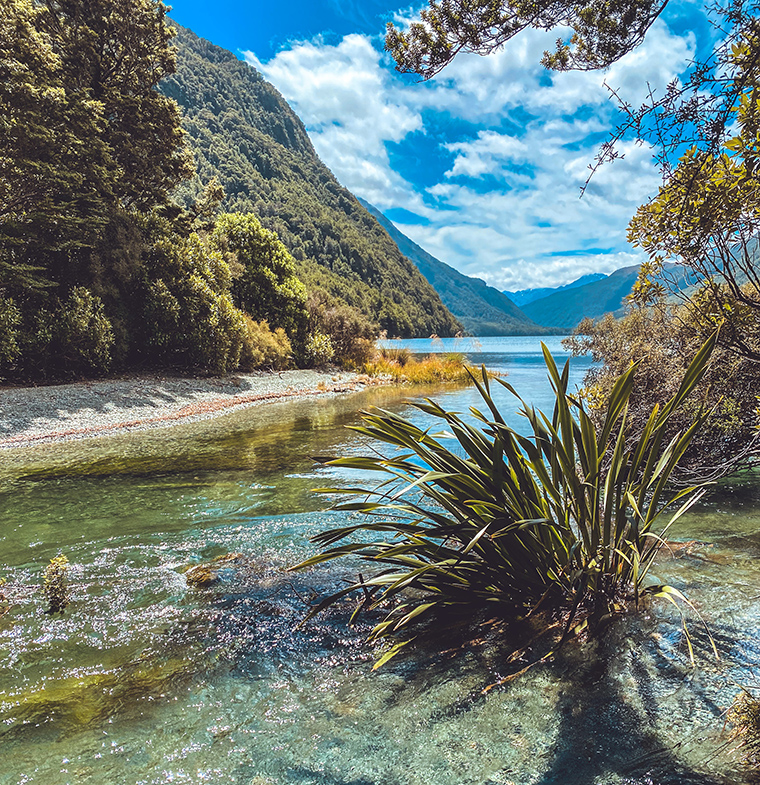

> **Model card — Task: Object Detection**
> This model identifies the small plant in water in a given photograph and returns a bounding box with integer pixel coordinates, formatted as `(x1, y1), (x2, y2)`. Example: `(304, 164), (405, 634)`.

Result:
(728, 690), (760, 770)
(44, 554), (70, 614)
(295, 336), (718, 668)
(0, 575), (8, 619)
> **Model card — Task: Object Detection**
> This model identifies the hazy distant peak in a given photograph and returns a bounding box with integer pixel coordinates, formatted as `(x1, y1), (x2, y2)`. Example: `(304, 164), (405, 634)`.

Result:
(504, 273), (608, 307)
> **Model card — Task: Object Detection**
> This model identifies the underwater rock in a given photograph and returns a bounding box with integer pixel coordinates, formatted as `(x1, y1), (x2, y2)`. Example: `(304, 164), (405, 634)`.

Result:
(185, 553), (247, 587)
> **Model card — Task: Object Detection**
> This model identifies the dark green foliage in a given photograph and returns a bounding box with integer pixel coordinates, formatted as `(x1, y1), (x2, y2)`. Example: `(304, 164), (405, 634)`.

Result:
(162, 25), (461, 338)
(136, 220), (248, 374)
(296, 339), (716, 667)
(360, 198), (552, 336)
(306, 290), (377, 368)
(0, 297), (21, 370)
(56, 287), (115, 375)
(0, 0), (203, 380)
(212, 213), (308, 348)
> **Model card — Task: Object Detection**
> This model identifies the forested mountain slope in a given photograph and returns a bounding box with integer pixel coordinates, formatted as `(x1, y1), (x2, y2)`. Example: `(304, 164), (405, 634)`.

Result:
(522, 264), (696, 329)
(504, 274), (607, 307)
(521, 266), (640, 329)
(160, 25), (460, 338)
(359, 199), (553, 336)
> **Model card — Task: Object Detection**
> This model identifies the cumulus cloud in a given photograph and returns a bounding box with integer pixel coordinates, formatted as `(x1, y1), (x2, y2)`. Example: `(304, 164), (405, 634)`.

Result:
(243, 15), (696, 289)
(244, 35), (426, 211)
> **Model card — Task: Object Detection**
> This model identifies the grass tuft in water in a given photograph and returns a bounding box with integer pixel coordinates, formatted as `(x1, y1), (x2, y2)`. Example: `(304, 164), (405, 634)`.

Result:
(43, 554), (70, 614)
(364, 351), (475, 384)
(729, 690), (760, 770)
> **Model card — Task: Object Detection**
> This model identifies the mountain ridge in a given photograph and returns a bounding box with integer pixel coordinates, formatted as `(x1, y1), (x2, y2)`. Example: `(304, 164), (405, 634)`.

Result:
(358, 199), (557, 336)
(505, 273), (608, 307)
(161, 24), (461, 338)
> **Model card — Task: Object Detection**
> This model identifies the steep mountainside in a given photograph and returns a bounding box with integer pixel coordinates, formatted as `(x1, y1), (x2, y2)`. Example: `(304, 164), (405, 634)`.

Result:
(359, 200), (553, 336)
(505, 273), (607, 307)
(160, 24), (461, 338)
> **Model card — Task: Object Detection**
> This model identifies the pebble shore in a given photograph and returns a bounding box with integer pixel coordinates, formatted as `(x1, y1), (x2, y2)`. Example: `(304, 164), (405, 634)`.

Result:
(0, 369), (375, 449)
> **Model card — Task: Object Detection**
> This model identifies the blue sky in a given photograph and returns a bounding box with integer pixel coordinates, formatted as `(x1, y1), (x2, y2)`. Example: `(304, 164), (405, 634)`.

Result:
(168, 1), (711, 290)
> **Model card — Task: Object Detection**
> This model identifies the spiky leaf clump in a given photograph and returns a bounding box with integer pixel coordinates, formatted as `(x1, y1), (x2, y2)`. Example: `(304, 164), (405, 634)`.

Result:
(295, 336), (717, 666)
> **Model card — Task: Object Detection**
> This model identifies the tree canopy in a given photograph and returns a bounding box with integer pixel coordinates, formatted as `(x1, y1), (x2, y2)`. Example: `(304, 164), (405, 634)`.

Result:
(386, 0), (668, 79)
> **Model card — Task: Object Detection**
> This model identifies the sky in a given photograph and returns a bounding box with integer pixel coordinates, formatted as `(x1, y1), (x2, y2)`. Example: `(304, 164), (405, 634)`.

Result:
(167, 0), (714, 291)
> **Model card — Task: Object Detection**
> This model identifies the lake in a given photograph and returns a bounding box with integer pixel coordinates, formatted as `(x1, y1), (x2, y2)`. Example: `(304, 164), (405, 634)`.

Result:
(0, 335), (758, 784)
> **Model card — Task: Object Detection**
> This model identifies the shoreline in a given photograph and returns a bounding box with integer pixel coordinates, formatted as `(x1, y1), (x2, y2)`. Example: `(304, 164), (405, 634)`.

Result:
(0, 369), (380, 450)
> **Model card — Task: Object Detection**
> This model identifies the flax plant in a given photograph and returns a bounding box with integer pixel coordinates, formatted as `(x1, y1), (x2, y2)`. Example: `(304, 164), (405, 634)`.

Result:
(295, 336), (717, 666)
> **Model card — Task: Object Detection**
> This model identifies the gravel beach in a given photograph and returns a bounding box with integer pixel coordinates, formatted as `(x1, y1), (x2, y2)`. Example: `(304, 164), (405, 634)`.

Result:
(0, 369), (377, 449)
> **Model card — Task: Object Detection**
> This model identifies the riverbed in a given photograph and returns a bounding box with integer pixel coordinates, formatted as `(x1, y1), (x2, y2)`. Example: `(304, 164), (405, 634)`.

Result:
(1, 336), (758, 784)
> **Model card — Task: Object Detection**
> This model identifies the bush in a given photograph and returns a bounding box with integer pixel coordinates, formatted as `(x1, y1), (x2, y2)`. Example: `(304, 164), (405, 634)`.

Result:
(239, 316), (292, 370)
(139, 232), (249, 374)
(304, 331), (334, 367)
(213, 214), (308, 349)
(0, 296), (21, 369)
(566, 298), (760, 483)
(306, 291), (376, 368)
(56, 287), (115, 375)
(294, 338), (716, 667)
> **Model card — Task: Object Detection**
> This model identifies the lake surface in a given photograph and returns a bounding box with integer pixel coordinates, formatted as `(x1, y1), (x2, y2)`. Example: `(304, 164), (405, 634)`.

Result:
(1, 336), (759, 785)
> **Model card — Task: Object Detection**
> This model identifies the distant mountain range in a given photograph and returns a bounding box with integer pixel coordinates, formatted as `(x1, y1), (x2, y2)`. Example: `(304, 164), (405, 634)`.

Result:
(504, 274), (608, 307)
(358, 200), (556, 336)
(515, 264), (698, 330)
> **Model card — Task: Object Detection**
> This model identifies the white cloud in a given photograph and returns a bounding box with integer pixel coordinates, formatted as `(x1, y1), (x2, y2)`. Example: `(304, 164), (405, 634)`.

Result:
(244, 35), (426, 212)
(243, 16), (696, 289)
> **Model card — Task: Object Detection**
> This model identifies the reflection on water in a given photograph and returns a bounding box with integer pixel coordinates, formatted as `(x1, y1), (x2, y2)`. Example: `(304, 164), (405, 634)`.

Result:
(0, 337), (758, 784)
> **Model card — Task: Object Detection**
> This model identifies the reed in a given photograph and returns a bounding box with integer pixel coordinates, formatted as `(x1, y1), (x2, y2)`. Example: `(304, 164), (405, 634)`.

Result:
(295, 336), (717, 667)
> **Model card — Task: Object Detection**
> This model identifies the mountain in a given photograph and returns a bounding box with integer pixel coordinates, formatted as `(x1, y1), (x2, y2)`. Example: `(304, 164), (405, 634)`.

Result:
(160, 24), (461, 338)
(521, 264), (698, 330)
(358, 199), (554, 336)
(505, 273), (608, 307)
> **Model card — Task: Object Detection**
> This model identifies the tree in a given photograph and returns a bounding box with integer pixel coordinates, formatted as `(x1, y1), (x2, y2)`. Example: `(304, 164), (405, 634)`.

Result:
(0, 0), (191, 294)
(0, 0), (195, 379)
(212, 213), (309, 351)
(627, 47), (760, 362)
(385, 0), (669, 79)
(385, 2), (760, 176)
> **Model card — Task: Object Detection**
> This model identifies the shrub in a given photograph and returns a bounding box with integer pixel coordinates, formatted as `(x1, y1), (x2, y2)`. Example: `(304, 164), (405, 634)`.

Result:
(213, 214), (308, 348)
(294, 337), (716, 667)
(43, 555), (70, 614)
(56, 287), (115, 375)
(306, 291), (376, 368)
(139, 232), (249, 374)
(566, 299), (760, 483)
(239, 316), (292, 370)
(0, 296), (21, 369)
(304, 331), (335, 367)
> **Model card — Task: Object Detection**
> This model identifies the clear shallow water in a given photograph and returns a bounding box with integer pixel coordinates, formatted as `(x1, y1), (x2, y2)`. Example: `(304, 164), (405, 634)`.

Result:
(0, 336), (758, 785)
